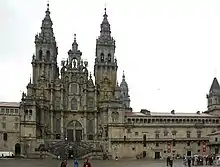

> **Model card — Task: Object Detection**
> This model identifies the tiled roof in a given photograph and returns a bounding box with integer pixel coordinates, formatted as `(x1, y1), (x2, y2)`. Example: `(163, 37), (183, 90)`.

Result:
(125, 112), (218, 118)
(0, 102), (20, 107)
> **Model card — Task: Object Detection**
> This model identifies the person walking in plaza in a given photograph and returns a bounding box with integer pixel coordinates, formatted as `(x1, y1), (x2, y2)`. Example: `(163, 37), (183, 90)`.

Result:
(74, 159), (79, 167)
(83, 158), (92, 167)
(169, 156), (173, 167)
(167, 156), (170, 166)
(187, 157), (191, 167)
(60, 159), (67, 167)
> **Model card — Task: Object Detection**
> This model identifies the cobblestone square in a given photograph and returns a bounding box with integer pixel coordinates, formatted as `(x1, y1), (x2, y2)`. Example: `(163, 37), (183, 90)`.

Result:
(0, 159), (218, 167)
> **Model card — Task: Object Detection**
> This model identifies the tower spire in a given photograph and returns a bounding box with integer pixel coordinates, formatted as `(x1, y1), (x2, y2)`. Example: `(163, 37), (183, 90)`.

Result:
(35, 2), (55, 44)
(122, 70), (125, 81)
(72, 34), (78, 52)
(99, 7), (111, 40)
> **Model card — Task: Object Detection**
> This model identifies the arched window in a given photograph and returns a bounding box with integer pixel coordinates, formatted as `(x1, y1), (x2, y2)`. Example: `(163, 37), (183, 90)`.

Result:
(71, 98), (77, 110)
(107, 53), (111, 62)
(39, 50), (43, 61)
(100, 53), (104, 62)
(46, 50), (50, 61)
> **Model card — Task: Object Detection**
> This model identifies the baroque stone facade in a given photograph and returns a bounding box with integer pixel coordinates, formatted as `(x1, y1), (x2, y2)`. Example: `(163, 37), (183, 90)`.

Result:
(12, 4), (220, 159)
(19, 4), (130, 157)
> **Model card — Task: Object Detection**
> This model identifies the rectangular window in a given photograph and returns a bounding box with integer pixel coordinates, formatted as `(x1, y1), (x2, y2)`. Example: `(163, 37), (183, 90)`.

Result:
(3, 133), (7, 141)
(6, 109), (9, 113)
(135, 132), (139, 136)
(1, 108), (5, 113)
(164, 131), (168, 136)
(215, 138), (218, 142)
(197, 131), (201, 138)
(172, 130), (177, 135)
(155, 133), (159, 139)
(87, 135), (93, 140)
(14, 123), (19, 129)
(14, 109), (18, 114)
(155, 142), (159, 147)
(186, 132), (191, 138)
(2, 123), (6, 129)
(10, 109), (14, 114)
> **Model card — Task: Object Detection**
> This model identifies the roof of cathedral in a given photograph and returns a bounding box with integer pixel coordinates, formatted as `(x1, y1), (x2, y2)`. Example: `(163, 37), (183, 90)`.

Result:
(209, 77), (220, 93)
(0, 102), (20, 108)
(125, 111), (218, 117)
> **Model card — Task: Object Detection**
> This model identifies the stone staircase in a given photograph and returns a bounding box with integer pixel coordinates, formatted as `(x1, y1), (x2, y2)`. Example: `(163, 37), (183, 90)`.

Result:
(37, 140), (104, 159)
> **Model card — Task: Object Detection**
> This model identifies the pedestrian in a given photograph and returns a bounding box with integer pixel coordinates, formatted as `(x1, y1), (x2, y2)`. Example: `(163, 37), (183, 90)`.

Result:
(83, 158), (92, 167)
(169, 157), (173, 167)
(187, 157), (191, 167)
(74, 159), (79, 167)
(167, 156), (170, 166)
(60, 159), (67, 167)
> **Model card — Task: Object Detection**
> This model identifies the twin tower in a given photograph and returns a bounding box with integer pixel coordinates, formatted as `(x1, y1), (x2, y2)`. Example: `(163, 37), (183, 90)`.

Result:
(29, 3), (130, 107)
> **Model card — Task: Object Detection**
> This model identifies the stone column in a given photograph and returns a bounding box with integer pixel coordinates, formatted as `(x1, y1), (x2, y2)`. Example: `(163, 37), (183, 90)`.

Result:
(84, 112), (87, 140)
(40, 107), (45, 136)
(94, 86), (97, 110)
(50, 111), (53, 138)
(60, 86), (64, 110)
(61, 111), (64, 139)
(94, 112), (97, 140)
(51, 64), (54, 81)
(83, 90), (87, 110)
(32, 63), (36, 83)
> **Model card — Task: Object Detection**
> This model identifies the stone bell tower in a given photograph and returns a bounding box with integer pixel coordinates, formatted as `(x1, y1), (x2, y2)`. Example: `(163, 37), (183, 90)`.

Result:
(94, 8), (118, 102)
(32, 3), (59, 84)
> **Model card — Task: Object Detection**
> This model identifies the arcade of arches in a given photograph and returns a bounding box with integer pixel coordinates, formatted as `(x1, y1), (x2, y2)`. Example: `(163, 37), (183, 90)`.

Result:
(66, 120), (83, 142)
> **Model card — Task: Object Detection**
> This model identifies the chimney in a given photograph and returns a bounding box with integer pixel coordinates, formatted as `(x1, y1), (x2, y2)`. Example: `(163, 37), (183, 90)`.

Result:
(171, 110), (175, 114)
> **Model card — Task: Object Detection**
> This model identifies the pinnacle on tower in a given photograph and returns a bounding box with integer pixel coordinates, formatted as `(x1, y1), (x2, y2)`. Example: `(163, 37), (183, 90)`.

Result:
(35, 3), (56, 44)
(209, 77), (220, 93)
(122, 71), (125, 81)
(99, 7), (111, 40)
(72, 34), (78, 52)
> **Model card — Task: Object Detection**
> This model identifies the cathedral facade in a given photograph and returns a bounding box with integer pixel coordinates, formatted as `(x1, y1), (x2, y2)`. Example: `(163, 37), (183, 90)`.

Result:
(19, 4), (130, 157)
(17, 4), (220, 159)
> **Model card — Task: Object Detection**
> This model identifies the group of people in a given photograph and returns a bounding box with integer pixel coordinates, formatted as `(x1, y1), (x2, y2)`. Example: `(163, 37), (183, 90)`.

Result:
(183, 155), (215, 166)
(60, 158), (92, 167)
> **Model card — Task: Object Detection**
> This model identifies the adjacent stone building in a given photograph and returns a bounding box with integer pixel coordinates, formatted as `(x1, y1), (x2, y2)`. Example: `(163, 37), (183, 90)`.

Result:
(4, 3), (220, 159)
(0, 102), (20, 154)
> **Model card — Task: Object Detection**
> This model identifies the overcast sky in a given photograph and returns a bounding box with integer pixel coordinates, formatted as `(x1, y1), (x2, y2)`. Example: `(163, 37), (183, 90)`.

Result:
(1, 0), (220, 113)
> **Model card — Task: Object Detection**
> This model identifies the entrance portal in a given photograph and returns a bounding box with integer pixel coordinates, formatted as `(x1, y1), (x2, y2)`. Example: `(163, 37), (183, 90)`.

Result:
(155, 152), (160, 159)
(75, 130), (82, 141)
(66, 120), (83, 142)
(67, 129), (74, 142)
(15, 143), (21, 156)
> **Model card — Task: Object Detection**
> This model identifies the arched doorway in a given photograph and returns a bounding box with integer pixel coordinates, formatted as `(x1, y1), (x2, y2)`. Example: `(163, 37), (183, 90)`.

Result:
(66, 120), (83, 142)
(15, 143), (21, 156)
